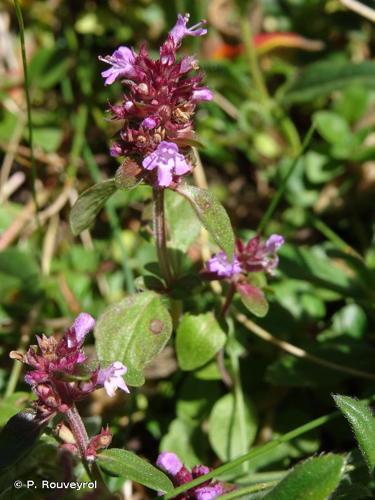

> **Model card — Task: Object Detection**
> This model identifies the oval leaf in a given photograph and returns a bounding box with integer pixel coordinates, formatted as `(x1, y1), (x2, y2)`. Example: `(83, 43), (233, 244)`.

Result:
(208, 392), (257, 461)
(333, 395), (375, 473)
(0, 410), (46, 471)
(95, 291), (172, 386)
(237, 283), (269, 318)
(97, 448), (173, 493)
(176, 313), (226, 371)
(70, 179), (117, 235)
(264, 454), (345, 500)
(175, 185), (235, 259)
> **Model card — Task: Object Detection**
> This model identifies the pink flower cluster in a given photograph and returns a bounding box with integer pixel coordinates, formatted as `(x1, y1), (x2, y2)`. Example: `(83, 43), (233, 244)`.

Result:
(202, 234), (284, 308)
(203, 234), (284, 281)
(99, 13), (212, 188)
(11, 313), (129, 421)
(156, 452), (226, 499)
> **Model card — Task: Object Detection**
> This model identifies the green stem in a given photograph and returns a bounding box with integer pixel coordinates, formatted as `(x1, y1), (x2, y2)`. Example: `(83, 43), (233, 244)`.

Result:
(229, 347), (248, 474)
(257, 122), (316, 234)
(219, 481), (276, 499)
(13, 0), (38, 213)
(240, 18), (269, 103)
(163, 409), (339, 499)
(153, 188), (173, 288)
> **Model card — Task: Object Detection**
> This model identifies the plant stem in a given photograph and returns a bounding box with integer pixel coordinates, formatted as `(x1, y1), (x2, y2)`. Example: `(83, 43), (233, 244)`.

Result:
(235, 310), (375, 381)
(153, 188), (173, 288)
(65, 405), (110, 492)
(216, 284), (236, 388)
(229, 344), (248, 474)
(240, 18), (269, 103)
(66, 405), (90, 458)
(219, 481), (276, 499)
(13, 0), (38, 214)
(257, 122), (316, 234)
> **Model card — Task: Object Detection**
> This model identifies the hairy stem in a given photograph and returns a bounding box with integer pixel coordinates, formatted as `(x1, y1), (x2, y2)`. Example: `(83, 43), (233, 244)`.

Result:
(66, 405), (110, 492)
(153, 188), (173, 288)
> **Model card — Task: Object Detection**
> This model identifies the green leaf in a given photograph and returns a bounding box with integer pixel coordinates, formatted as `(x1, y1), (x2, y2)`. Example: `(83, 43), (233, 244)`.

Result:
(0, 410), (46, 471)
(160, 418), (207, 468)
(264, 454), (345, 500)
(237, 283), (269, 318)
(69, 179), (117, 235)
(333, 395), (375, 473)
(283, 60), (375, 104)
(97, 448), (173, 493)
(0, 393), (33, 426)
(95, 291), (172, 386)
(314, 111), (351, 144)
(176, 313), (226, 371)
(175, 184), (235, 259)
(332, 304), (367, 340)
(165, 190), (201, 252)
(208, 393), (258, 461)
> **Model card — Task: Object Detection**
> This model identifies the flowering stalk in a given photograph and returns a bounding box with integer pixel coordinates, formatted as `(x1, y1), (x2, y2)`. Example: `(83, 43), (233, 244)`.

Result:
(10, 313), (130, 474)
(153, 188), (173, 287)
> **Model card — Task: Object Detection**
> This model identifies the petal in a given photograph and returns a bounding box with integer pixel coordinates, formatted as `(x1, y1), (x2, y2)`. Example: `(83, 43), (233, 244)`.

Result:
(156, 452), (183, 476)
(143, 153), (157, 170)
(174, 154), (191, 175)
(157, 164), (173, 187)
(72, 313), (95, 344)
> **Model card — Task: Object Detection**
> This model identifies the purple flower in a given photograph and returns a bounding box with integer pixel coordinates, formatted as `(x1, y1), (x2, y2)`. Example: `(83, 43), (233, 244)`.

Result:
(142, 141), (191, 187)
(12, 313), (130, 422)
(195, 484), (224, 500)
(236, 234), (284, 275)
(97, 361), (130, 397)
(265, 234), (284, 253)
(192, 88), (213, 102)
(99, 46), (136, 85)
(141, 117), (158, 129)
(99, 14), (211, 187)
(156, 452), (183, 476)
(66, 312), (95, 348)
(156, 452), (226, 499)
(205, 252), (242, 279)
(169, 14), (207, 45)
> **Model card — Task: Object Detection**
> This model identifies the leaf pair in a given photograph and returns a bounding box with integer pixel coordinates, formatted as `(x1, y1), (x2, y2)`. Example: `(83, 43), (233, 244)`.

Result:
(70, 180), (235, 259)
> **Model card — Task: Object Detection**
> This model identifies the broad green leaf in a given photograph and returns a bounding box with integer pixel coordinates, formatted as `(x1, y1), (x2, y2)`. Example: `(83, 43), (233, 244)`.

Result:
(31, 127), (63, 153)
(95, 291), (172, 386)
(208, 393), (257, 461)
(97, 448), (173, 493)
(160, 418), (207, 468)
(0, 411), (46, 471)
(332, 304), (367, 340)
(69, 179), (117, 235)
(165, 190), (201, 252)
(175, 184), (235, 259)
(176, 376), (221, 422)
(264, 454), (345, 500)
(237, 283), (269, 318)
(333, 395), (375, 473)
(176, 313), (226, 370)
(278, 244), (364, 300)
(314, 111), (351, 145)
(283, 60), (375, 104)
(0, 393), (33, 426)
